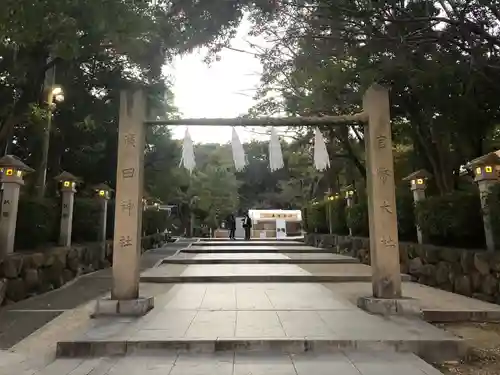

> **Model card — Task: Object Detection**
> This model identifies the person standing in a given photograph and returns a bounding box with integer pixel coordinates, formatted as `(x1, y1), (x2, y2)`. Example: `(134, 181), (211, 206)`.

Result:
(228, 214), (236, 240)
(243, 211), (252, 241)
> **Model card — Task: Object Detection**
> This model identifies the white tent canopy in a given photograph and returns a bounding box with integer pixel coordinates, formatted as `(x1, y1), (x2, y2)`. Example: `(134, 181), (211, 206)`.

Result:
(249, 209), (302, 223)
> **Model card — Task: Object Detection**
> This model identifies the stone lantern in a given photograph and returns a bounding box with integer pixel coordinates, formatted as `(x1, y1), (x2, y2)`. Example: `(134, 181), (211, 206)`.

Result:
(343, 185), (355, 208)
(403, 169), (431, 244)
(467, 152), (500, 252)
(54, 171), (80, 247)
(0, 155), (34, 256)
(93, 183), (113, 249)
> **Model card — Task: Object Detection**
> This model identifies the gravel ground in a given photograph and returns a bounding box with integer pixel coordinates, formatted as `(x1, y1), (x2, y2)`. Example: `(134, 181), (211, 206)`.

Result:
(435, 322), (500, 375)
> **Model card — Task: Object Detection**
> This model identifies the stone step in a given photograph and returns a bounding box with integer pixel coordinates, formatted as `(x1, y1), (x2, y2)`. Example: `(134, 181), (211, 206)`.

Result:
(33, 351), (446, 375)
(139, 274), (411, 283)
(181, 248), (331, 253)
(191, 241), (304, 247)
(160, 258), (359, 265)
(55, 337), (467, 364)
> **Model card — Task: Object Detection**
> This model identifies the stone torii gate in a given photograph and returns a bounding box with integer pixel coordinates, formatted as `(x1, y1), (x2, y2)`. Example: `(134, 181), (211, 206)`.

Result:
(96, 83), (403, 316)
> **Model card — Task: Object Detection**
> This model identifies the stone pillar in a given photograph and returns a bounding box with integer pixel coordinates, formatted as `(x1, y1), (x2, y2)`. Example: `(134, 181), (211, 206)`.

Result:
(467, 153), (500, 252)
(362, 84), (401, 299)
(403, 170), (431, 245)
(111, 90), (146, 300)
(0, 182), (20, 256)
(59, 184), (75, 246)
(0, 156), (34, 257)
(54, 171), (79, 247)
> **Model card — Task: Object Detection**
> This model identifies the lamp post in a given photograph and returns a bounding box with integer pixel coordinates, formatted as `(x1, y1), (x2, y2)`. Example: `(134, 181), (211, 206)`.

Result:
(0, 155), (34, 257)
(36, 85), (65, 198)
(402, 169), (431, 244)
(54, 171), (80, 247)
(326, 193), (339, 234)
(94, 183), (112, 259)
(325, 190), (333, 234)
(467, 153), (500, 252)
(189, 195), (199, 238)
(343, 185), (355, 236)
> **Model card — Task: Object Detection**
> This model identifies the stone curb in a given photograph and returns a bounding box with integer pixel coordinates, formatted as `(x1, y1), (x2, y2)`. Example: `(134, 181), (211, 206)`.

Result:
(139, 274), (412, 283)
(181, 249), (336, 254)
(422, 309), (500, 323)
(160, 258), (359, 265)
(55, 338), (467, 363)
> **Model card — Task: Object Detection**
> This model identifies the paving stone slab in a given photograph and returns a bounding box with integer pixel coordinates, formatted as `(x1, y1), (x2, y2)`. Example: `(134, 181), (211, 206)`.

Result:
(54, 282), (465, 364)
(322, 282), (500, 323)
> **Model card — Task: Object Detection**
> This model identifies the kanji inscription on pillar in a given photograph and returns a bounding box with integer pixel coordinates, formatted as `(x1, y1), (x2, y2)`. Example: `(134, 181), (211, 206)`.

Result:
(121, 199), (134, 216)
(124, 133), (136, 147)
(121, 168), (135, 179)
(119, 235), (133, 248)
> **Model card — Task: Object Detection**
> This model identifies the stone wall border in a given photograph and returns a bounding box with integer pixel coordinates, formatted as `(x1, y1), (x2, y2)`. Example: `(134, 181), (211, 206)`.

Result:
(305, 233), (500, 305)
(0, 233), (167, 306)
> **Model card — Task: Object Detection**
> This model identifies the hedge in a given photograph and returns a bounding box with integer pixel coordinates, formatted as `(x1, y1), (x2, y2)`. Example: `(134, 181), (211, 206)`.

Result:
(14, 196), (168, 250)
(304, 201), (328, 234)
(72, 198), (102, 242)
(15, 198), (58, 250)
(143, 209), (169, 236)
(304, 198), (348, 235)
(305, 183), (500, 249)
(345, 192), (416, 242)
(414, 191), (484, 248)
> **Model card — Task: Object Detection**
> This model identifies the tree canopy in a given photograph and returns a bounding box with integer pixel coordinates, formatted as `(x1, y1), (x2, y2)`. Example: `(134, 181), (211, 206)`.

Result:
(246, 0), (500, 195)
(5, 0), (500, 235)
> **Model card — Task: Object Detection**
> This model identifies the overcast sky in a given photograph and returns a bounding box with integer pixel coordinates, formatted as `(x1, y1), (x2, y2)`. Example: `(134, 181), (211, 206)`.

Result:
(164, 17), (269, 144)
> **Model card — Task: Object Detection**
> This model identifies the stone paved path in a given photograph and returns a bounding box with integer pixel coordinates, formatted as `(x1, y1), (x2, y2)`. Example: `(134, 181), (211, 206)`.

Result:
(3, 239), (466, 374)
(0, 243), (184, 349)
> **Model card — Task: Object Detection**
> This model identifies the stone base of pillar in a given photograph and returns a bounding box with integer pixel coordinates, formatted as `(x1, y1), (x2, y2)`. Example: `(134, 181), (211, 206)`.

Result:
(357, 296), (421, 317)
(91, 297), (154, 318)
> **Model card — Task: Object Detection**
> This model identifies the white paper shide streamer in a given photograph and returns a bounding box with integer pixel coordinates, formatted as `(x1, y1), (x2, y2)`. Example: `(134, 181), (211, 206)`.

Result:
(268, 127), (284, 171)
(180, 128), (196, 173)
(231, 127), (247, 171)
(313, 127), (330, 171)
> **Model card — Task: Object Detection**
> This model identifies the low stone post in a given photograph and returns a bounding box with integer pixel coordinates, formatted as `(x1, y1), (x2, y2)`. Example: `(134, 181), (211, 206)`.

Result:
(0, 155), (34, 257)
(402, 169), (431, 244)
(94, 183), (112, 260)
(467, 153), (500, 252)
(54, 171), (79, 247)
(343, 185), (355, 236)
